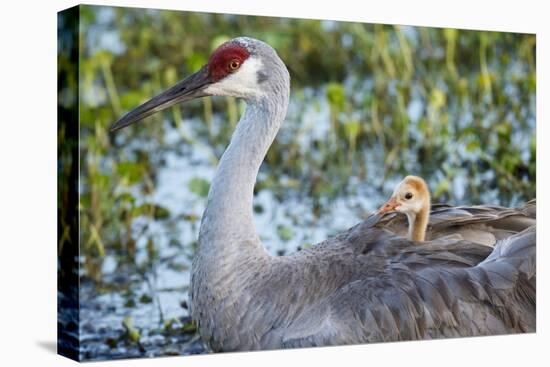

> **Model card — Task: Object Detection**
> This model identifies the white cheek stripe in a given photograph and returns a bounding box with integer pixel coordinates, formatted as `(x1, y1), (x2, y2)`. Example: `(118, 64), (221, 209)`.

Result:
(204, 57), (265, 99)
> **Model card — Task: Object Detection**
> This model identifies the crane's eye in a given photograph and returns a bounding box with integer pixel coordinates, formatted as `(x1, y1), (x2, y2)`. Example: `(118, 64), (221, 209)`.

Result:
(228, 59), (241, 71)
(405, 192), (413, 200)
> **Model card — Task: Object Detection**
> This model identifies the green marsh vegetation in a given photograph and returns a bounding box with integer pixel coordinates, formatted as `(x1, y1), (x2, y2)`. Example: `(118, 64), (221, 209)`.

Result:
(69, 5), (535, 360)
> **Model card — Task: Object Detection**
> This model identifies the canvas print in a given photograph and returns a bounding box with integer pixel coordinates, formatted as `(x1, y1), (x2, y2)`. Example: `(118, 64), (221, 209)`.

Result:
(57, 4), (536, 362)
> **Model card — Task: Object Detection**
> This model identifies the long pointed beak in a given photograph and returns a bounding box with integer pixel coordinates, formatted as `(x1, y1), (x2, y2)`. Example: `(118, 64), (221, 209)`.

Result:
(110, 66), (212, 132)
(377, 196), (400, 214)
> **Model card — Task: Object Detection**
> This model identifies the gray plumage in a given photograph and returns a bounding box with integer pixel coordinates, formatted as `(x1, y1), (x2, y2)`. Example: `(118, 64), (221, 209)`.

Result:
(192, 210), (535, 351)
(110, 37), (536, 352)
(187, 38), (536, 352)
(379, 200), (536, 246)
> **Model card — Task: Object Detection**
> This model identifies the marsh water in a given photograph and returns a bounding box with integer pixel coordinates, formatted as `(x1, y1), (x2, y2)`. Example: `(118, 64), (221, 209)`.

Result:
(64, 6), (536, 361)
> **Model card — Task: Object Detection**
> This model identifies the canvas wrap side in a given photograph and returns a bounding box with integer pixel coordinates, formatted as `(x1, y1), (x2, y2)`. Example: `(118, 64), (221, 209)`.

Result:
(57, 5), (81, 362)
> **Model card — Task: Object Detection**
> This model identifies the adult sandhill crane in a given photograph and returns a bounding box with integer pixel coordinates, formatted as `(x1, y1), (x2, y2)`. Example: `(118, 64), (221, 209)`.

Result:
(111, 37), (536, 351)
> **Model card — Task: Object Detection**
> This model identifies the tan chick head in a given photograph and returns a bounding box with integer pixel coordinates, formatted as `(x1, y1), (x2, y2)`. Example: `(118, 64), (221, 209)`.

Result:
(378, 176), (430, 216)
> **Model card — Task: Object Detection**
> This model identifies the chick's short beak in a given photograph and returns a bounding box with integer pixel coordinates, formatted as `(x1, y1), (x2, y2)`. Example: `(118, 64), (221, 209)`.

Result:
(377, 196), (400, 214)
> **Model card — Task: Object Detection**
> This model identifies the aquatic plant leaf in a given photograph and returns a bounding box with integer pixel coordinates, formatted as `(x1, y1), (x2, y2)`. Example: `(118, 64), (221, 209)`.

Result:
(277, 225), (294, 242)
(122, 316), (141, 343)
(326, 82), (346, 110)
(116, 162), (145, 185)
(188, 177), (210, 198)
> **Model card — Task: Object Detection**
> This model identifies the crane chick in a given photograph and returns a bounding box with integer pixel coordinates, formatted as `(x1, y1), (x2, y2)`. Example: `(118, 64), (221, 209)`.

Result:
(378, 176), (431, 242)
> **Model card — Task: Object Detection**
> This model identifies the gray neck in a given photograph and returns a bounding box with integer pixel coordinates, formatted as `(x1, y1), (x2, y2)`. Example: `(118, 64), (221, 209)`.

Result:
(198, 90), (289, 257)
(190, 83), (289, 349)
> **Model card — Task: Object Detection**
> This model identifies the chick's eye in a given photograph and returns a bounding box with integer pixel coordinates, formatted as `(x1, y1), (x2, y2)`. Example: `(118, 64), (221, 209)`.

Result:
(228, 59), (240, 71)
(405, 192), (413, 200)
